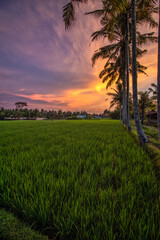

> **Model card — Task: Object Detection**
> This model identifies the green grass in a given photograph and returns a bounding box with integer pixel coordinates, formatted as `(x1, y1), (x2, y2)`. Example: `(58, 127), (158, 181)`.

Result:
(142, 126), (159, 146)
(0, 208), (48, 240)
(130, 120), (159, 147)
(130, 121), (160, 180)
(0, 120), (160, 239)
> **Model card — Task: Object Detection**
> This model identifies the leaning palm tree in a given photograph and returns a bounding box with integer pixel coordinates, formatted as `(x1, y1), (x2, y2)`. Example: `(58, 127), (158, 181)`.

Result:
(107, 83), (123, 122)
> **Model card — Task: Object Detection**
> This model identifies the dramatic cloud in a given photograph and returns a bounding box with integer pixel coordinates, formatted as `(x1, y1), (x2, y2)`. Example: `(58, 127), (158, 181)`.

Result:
(0, 0), (158, 113)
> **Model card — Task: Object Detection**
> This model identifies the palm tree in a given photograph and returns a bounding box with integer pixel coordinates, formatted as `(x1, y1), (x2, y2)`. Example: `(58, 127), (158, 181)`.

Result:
(158, 0), (160, 141)
(131, 0), (148, 143)
(126, 0), (157, 133)
(107, 83), (123, 122)
(138, 91), (155, 124)
(126, 10), (131, 130)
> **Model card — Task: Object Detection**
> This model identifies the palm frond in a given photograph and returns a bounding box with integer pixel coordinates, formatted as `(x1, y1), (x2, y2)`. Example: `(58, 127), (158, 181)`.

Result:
(109, 102), (116, 109)
(91, 29), (108, 42)
(151, 83), (157, 88)
(136, 48), (147, 58)
(63, 0), (88, 30)
(137, 69), (148, 75)
(137, 7), (158, 28)
(107, 92), (118, 97)
(148, 83), (157, 96)
(112, 0), (128, 14)
(92, 43), (120, 66)
(137, 32), (158, 46)
(85, 9), (105, 18)
(106, 82), (123, 109)
(63, 2), (75, 30)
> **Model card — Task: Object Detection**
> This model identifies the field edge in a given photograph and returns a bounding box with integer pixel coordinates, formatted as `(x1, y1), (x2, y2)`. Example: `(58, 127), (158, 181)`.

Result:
(0, 208), (48, 240)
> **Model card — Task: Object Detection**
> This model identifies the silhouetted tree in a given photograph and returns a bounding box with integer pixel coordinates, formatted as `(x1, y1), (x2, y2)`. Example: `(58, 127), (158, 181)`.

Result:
(15, 102), (27, 109)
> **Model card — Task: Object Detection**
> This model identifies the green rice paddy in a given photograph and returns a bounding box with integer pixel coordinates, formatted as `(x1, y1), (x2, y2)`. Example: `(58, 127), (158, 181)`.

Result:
(0, 120), (160, 239)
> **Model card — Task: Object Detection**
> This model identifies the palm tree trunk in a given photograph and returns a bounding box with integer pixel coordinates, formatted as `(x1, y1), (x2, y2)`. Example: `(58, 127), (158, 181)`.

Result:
(126, 12), (132, 131)
(157, 0), (160, 142)
(131, 0), (148, 144)
(120, 105), (122, 123)
(141, 104), (145, 125)
(123, 47), (127, 126)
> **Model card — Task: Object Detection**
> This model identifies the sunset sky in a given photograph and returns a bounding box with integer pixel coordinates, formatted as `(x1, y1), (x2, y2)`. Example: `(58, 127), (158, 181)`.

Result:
(0, 0), (158, 113)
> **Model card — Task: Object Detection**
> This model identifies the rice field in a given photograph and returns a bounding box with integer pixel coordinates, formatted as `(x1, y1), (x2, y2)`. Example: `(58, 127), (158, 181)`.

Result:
(0, 120), (160, 240)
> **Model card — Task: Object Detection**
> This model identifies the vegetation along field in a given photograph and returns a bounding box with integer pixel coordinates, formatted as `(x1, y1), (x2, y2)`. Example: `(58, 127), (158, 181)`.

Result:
(1, 120), (160, 240)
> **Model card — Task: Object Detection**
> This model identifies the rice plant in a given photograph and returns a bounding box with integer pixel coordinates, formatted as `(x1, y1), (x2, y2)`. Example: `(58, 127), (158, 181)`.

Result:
(0, 120), (160, 239)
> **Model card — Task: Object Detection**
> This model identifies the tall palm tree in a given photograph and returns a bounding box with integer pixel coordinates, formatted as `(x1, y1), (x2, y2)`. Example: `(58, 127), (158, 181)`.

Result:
(126, 11), (132, 130)
(107, 83), (123, 122)
(130, 0), (158, 133)
(157, 0), (160, 141)
(131, 0), (148, 143)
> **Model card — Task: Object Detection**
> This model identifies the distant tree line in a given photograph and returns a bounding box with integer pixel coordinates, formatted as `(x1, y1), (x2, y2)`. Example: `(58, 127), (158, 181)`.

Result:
(0, 106), (106, 120)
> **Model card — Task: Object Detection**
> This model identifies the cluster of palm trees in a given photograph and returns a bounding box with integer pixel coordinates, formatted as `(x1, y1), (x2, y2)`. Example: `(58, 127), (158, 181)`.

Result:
(107, 82), (157, 125)
(63, 0), (159, 144)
